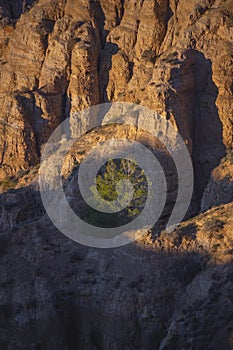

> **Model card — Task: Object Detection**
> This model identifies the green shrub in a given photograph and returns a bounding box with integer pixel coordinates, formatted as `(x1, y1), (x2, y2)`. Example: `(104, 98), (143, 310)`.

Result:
(0, 177), (17, 191)
(85, 159), (148, 227)
(212, 243), (221, 251)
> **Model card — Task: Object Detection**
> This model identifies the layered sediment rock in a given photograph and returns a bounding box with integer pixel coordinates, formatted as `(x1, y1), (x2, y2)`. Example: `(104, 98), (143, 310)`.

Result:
(0, 0), (231, 206)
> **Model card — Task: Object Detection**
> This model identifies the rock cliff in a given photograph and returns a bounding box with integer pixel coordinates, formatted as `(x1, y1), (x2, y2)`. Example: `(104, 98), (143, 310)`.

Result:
(0, 0), (232, 349)
(0, 0), (232, 203)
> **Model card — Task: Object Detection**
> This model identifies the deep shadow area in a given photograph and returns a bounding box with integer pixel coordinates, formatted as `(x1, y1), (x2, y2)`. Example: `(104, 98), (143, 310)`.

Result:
(166, 49), (225, 212)
(90, 0), (120, 103)
(0, 178), (232, 349)
(0, 212), (232, 350)
(0, 0), (38, 20)
(192, 50), (226, 203)
(98, 41), (119, 103)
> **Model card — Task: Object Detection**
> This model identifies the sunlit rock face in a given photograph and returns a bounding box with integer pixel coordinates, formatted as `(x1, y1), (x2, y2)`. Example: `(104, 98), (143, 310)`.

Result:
(0, 0), (232, 205)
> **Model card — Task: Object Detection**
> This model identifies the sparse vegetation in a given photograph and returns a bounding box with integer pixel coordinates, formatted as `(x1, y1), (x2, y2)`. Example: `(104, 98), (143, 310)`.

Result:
(141, 50), (157, 63)
(161, 51), (178, 63)
(221, 150), (233, 164)
(226, 12), (233, 27)
(226, 150), (233, 164)
(212, 243), (221, 251)
(203, 219), (225, 232)
(195, 4), (204, 14)
(0, 177), (17, 191)
(85, 159), (148, 227)
(118, 92), (126, 97)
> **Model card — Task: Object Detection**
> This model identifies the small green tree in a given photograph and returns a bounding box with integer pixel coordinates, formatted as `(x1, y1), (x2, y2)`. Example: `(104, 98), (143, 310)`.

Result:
(85, 159), (148, 227)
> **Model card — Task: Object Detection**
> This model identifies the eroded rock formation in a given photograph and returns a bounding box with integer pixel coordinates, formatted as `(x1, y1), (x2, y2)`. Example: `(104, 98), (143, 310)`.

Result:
(0, 0), (232, 349)
(0, 0), (232, 204)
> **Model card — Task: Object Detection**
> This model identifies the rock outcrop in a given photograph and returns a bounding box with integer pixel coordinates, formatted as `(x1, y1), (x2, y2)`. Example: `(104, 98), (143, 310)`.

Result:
(201, 150), (233, 211)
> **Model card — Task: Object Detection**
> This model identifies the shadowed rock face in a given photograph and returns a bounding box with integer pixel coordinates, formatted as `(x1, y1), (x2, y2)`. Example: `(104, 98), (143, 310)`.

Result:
(201, 150), (233, 211)
(0, 195), (232, 350)
(0, 0), (232, 349)
(0, 0), (37, 20)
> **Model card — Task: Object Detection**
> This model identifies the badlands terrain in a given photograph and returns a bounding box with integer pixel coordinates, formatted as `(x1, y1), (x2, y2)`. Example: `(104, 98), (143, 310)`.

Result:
(0, 0), (232, 349)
